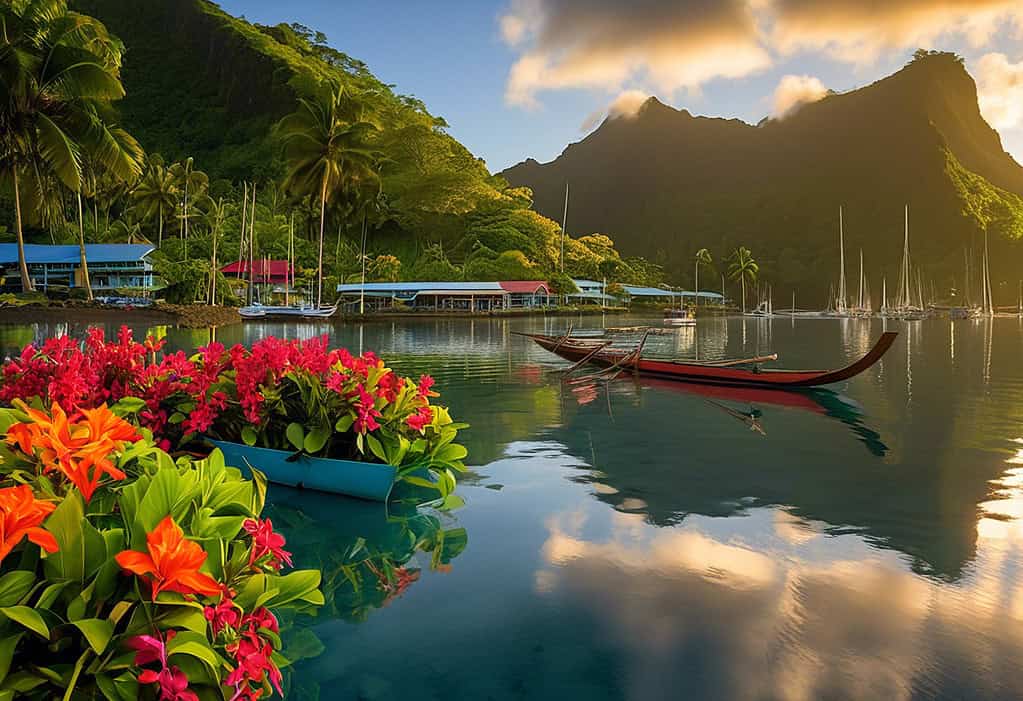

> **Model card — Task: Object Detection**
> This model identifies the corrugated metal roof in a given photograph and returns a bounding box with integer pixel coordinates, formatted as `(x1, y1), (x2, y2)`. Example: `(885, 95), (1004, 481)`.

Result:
(0, 244), (154, 265)
(572, 279), (602, 287)
(222, 260), (293, 277)
(337, 281), (506, 293)
(499, 281), (550, 294)
(622, 285), (723, 300)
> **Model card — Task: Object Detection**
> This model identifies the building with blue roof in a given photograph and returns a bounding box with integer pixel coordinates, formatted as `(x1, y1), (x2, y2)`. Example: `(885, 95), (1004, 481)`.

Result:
(336, 280), (552, 312)
(621, 284), (724, 303)
(0, 244), (157, 293)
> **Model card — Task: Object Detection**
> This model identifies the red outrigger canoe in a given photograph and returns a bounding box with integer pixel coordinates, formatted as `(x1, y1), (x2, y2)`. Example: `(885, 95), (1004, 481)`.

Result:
(524, 331), (898, 389)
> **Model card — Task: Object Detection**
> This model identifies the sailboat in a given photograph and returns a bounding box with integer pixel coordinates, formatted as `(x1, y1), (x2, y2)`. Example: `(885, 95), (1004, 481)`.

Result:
(881, 205), (929, 320)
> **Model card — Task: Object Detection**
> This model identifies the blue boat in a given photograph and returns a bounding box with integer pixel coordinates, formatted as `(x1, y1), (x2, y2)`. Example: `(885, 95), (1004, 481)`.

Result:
(209, 440), (398, 502)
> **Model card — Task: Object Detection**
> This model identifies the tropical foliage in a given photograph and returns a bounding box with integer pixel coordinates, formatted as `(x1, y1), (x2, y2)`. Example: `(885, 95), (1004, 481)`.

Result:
(0, 401), (322, 699)
(0, 327), (468, 500)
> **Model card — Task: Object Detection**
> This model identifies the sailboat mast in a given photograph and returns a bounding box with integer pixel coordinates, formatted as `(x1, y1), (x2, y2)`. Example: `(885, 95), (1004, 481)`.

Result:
(858, 248), (864, 310)
(560, 182), (569, 274)
(838, 206), (847, 313)
(901, 205), (911, 308)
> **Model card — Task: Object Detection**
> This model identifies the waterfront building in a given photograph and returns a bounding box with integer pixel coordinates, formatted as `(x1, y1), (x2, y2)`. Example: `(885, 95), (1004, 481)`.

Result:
(335, 281), (552, 312)
(0, 244), (156, 294)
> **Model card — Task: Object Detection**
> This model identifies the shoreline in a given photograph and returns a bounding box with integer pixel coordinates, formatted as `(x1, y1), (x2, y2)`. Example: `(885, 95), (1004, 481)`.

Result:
(0, 303), (241, 329)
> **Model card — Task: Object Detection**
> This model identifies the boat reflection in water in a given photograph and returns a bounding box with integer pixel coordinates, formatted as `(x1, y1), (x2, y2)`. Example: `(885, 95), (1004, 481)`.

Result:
(636, 378), (889, 457)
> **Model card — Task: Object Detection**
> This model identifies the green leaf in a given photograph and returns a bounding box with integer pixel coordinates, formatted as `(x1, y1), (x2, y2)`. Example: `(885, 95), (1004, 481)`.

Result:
(166, 631), (221, 673)
(0, 607), (48, 638)
(71, 618), (113, 654)
(42, 492), (85, 583)
(240, 426), (258, 446)
(110, 397), (146, 416)
(286, 423), (305, 451)
(365, 434), (388, 464)
(335, 415), (354, 432)
(283, 629), (325, 662)
(159, 608), (208, 635)
(34, 582), (68, 610)
(0, 633), (22, 684)
(0, 572), (35, 608)
(303, 426), (330, 454)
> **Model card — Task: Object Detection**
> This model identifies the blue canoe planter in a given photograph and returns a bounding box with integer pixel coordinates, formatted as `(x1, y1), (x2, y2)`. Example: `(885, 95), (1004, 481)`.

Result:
(209, 440), (398, 502)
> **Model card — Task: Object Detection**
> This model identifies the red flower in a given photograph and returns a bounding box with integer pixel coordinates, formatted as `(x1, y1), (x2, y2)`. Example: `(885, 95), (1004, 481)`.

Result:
(353, 385), (381, 434)
(226, 626), (283, 698)
(407, 406), (433, 432)
(204, 593), (240, 636)
(0, 485), (58, 563)
(129, 631), (199, 701)
(417, 374), (438, 398)
(243, 518), (292, 571)
(115, 516), (221, 600)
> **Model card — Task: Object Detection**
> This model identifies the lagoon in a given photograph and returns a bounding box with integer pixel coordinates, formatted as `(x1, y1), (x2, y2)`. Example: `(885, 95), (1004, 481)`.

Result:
(3, 315), (1023, 700)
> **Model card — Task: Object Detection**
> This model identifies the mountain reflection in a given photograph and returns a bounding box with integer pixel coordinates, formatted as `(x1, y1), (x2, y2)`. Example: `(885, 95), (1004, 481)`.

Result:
(535, 440), (1023, 701)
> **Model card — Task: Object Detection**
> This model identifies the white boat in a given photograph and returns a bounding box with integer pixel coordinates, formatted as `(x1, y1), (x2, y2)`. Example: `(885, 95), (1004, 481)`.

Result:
(240, 304), (337, 320)
(664, 308), (696, 326)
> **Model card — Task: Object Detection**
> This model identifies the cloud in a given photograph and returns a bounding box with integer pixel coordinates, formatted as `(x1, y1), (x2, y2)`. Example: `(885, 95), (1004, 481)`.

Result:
(580, 89), (653, 131)
(500, 0), (771, 108)
(768, 0), (1023, 62)
(976, 52), (1023, 130)
(770, 74), (828, 118)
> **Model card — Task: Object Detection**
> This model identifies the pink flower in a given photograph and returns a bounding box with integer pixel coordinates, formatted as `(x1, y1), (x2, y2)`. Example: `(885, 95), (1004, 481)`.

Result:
(353, 385), (381, 434)
(243, 518), (292, 570)
(407, 406), (433, 432)
(204, 594), (240, 636)
(226, 626), (283, 698)
(129, 631), (199, 701)
(417, 374), (438, 398)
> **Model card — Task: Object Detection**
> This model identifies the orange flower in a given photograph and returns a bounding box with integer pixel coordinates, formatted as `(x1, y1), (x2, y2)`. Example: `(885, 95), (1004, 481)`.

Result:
(0, 485), (58, 563)
(115, 516), (221, 600)
(5, 402), (138, 502)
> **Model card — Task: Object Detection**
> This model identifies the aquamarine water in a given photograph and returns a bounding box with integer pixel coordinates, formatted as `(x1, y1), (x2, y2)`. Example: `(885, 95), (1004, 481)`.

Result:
(3, 315), (1023, 700)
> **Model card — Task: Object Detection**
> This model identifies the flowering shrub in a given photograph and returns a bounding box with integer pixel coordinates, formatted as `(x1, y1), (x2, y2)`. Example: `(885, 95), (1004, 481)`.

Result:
(0, 327), (469, 497)
(0, 403), (322, 699)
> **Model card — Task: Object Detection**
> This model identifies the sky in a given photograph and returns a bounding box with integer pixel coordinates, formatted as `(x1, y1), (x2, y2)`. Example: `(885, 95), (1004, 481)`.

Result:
(218, 0), (1023, 173)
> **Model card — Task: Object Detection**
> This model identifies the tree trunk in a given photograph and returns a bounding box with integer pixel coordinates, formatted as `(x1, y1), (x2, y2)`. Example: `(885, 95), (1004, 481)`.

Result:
(741, 275), (746, 314)
(209, 202), (219, 305)
(695, 263), (699, 307)
(77, 192), (93, 300)
(157, 203), (164, 247)
(317, 175), (327, 308)
(12, 169), (34, 292)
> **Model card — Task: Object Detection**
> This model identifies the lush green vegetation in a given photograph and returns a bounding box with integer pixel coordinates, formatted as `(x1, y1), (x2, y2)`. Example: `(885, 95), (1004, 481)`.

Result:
(0, 0), (662, 305)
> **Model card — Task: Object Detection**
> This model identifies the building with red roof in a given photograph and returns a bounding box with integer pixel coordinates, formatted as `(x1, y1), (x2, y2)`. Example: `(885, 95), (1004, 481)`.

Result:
(221, 260), (294, 284)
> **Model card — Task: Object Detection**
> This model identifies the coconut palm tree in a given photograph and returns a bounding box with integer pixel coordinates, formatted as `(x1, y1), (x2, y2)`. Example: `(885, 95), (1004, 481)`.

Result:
(694, 248), (713, 307)
(169, 158), (208, 260)
(131, 156), (178, 246)
(277, 83), (380, 307)
(728, 247), (758, 313)
(0, 0), (139, 292)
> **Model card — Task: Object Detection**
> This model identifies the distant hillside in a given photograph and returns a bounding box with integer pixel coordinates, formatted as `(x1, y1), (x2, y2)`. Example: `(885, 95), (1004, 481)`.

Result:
(502, 52), (1023, 304)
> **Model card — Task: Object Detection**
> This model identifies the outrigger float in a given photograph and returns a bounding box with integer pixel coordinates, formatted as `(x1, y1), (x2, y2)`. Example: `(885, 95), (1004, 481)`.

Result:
(520, 329), (898, 389)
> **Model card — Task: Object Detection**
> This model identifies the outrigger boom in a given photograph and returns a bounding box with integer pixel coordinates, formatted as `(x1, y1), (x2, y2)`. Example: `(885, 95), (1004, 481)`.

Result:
(520, 330), (898, 389)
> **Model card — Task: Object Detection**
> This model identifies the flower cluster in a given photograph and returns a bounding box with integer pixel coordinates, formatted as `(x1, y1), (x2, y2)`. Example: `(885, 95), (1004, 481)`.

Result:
(0, 328), (466, 478)
(0, 400), (322, 700)
(6, 401), (139, 501)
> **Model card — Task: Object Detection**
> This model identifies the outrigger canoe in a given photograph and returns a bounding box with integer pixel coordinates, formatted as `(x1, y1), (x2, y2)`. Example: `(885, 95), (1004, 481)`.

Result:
(522, 330), (898, 389)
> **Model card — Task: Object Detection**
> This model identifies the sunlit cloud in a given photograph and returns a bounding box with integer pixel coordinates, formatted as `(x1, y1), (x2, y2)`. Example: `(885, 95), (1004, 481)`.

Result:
(976, 52), (1023, 131)
(770, 74), (829, 117)
(580, 89), (653, 131)
(768, 0), (1023, 62)
(500, 0), (771, 108)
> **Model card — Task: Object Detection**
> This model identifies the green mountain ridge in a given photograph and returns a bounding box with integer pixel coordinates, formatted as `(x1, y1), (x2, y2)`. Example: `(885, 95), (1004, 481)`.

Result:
(502, 52), (1023, 304)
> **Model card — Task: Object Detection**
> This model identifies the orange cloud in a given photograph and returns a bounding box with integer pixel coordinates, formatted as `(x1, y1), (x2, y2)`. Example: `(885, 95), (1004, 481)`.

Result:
(771, 74), (829, 117)
(976, 52), (1023, 130)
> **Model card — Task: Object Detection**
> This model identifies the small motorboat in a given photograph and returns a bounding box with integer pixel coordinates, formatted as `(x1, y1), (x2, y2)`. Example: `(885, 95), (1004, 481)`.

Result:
(664, 308), (696, 327)
(521, 330), (898, 389)
(239, 304), (337, 320)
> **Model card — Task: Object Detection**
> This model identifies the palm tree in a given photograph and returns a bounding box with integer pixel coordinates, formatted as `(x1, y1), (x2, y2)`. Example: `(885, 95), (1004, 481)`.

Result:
(694, 248), (713, 307)
(728, 247), (758, 313)
(277, 83), (380, 307)
(169, 158), (208, 260)
(131, 156), (178, 246)
(204, 197), (229, 305)
(0, 0), (137, 292)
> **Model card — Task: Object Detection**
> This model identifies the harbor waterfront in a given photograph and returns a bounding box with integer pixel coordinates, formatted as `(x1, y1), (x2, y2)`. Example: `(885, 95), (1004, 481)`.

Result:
(3, 314), (1023, 699)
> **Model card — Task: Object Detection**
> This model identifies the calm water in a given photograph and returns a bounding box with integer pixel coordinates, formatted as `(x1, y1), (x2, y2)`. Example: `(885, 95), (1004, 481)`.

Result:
(4, 315), (1023, 700)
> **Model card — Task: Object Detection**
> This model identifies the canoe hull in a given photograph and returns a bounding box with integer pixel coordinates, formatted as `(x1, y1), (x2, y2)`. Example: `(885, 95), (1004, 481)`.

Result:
(209, 440), (396, 501)
(529, 331), (898, 389)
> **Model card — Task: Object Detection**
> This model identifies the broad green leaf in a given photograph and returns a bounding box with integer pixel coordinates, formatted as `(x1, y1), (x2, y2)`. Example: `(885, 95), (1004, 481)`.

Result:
(71, 618), (113, 654)
(110, 397), (146, 416)
(166, 631), (221, 673)
(335, 414), (354, 432)
(34, 582), (68, 610)
(42, 492), (85, 583)
(159, 607), (208, 635)
(283, 629), (325, 662)
(0, 572), (34, 608)
(303, 426), (330, 454)
(365, 434), (388, 464)
(0, 633), (22, 684)
(0, 606), (48, 638)
(286, 423), (305, 451)
(241, 426), (257, 446)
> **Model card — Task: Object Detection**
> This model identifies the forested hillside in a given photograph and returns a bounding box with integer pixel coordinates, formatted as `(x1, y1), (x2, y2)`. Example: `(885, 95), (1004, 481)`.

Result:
(502, 52), (1023, 304)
